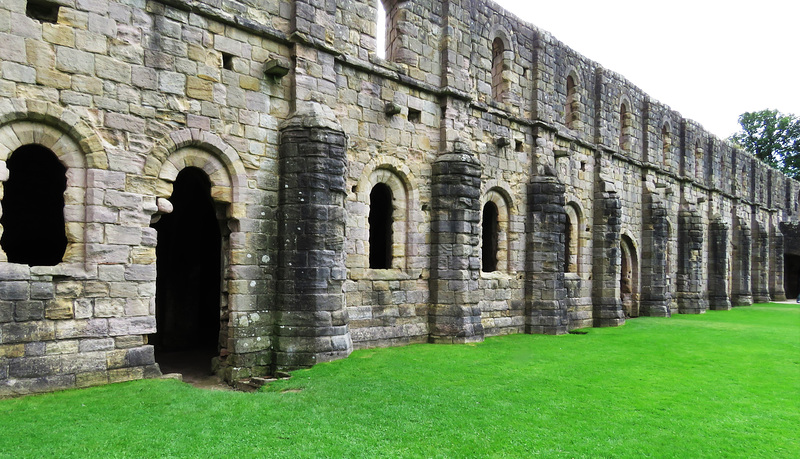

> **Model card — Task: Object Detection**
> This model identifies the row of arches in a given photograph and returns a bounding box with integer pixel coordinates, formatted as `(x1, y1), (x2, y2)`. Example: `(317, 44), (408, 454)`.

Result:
(360, 166), (512, 273)
(0, 110), (245, 378)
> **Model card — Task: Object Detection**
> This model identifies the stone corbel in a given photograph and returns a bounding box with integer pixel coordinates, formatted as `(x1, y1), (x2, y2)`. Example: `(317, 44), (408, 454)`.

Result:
(150, 197), (173, 224)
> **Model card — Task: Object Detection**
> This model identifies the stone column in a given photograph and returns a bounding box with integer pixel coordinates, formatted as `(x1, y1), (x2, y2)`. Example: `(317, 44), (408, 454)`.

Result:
(731, 217), (753, 306)
(640, 191), (671, 316)
(770, 226), (786, 301)
(676, 207), (707, 314)
(428, 150), (484, 343)
(275, 104), (352, 369)
(751, 222), (771, 303)
(592, 181), (625, 327)
(708, 219), (732, 310)
(525, 176), (568, 334)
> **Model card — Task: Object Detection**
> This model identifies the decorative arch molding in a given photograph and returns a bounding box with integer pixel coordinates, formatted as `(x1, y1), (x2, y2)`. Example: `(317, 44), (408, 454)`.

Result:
(487, 24), (516, 54)
(354, 157), (416, 272)
(660, 119), (673, 168)
(481, 187), (512, 273)
(619, 231), (640, 317)
(0, 118), (90, 269)
(564, 200), (585, 275)
(618, 95), (633, 153)
(564, 68), (582, 129)
(484, 25), (516, 103)
(0, 98), (103, 167)
(147, 129), (247, 206)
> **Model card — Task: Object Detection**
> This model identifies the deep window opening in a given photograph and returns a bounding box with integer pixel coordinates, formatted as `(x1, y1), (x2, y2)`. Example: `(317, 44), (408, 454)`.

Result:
(619, 103), (629, 151)
(369, 183), (393, 269)
(564, 216), (572, 273)
(566, 75), (576, 128)
(491, 38), (505, 101)
(26, 0), (60, 24)
(515, 140), (523, 152)
(661, 124), (671, 166)
(0, 144), (67, 266)
(694, 142), (703, 179)
(151, 167), (222, 375)
(482, 202), (499, 272)
(221, 53), (234, 70)
(408, 108), (421, 123)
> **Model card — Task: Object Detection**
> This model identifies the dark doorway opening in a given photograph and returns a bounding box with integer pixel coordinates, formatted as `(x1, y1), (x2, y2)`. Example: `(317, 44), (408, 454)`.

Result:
(369, 183), (393, 269)
(784, 254), (800, 299)
(151, 167), (222, 377)
(0, 144), (67, 266)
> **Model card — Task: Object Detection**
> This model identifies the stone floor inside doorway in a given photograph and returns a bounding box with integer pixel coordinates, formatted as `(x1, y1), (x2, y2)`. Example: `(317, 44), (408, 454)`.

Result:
(156, 350), (233, 391)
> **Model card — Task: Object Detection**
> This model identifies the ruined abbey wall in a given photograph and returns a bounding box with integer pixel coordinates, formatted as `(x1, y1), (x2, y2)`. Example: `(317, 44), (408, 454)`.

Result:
(1, 0), (797, 396)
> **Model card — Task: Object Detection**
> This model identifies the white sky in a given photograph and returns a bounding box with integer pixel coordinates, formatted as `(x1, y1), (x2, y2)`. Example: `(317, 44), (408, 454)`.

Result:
(493, 0), (800, 139)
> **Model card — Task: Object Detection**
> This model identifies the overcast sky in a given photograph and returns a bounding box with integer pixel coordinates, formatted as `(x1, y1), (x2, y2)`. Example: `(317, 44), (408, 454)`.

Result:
(492, 0), (800, 139)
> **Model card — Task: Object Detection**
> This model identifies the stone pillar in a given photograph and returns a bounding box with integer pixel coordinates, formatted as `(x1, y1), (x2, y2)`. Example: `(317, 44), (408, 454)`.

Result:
(275, 104), (352, 369)
(751, 222), (771, 303)
(640, 191), (671, 316)
(592, 182), (625, 327)
(770, 226), (786, 301)
(708, 219), (732, 310)
(676, 207), (707, 314)
(731, 218), (753, 306)
(428, 151), (484, 343)
(525, 176), (569, 335)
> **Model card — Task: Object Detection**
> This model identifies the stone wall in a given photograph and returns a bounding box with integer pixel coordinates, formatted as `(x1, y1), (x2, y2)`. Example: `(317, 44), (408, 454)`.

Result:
(0, 0), (797, 396)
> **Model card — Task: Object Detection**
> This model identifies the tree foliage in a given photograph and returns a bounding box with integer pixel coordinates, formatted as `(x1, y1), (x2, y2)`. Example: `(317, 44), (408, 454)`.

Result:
(729, 109), (800, 179)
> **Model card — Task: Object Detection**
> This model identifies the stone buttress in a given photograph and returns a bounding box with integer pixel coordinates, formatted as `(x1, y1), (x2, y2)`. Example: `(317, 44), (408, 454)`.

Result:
(640, 190), (671, 316)
(676, 206), (707, 314)
(525, 174), (569, 334)
(708, 218), (732, 310)
(592, 180), (625, 327)
(428, 150), (484, 343)
(275, 104), (353, 368)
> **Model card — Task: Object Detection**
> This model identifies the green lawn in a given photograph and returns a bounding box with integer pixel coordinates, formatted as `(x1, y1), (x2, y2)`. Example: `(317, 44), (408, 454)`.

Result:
(1, 303), (798, 458)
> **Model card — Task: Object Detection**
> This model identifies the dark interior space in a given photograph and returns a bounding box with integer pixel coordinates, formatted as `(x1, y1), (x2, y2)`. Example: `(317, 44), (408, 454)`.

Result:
(784, 254), (800, 299)
(151, 167), (221, 374)
(482, 202), (499, 272)
(369, 183), (393, 269)
(564, 217), (572, 273)
(0, 144), (67, 266)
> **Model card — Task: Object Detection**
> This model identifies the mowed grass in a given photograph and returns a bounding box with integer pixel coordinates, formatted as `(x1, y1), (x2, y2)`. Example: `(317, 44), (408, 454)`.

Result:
(1, 303), (798, 458)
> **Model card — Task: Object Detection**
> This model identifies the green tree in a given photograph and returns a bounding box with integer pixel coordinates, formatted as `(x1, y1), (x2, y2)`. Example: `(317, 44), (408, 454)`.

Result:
(729, 109), (800, 179)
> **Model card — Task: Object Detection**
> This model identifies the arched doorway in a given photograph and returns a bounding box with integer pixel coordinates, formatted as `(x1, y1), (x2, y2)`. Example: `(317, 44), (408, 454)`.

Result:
(620, 235), (640, 317)
(150, 167), (224, 376)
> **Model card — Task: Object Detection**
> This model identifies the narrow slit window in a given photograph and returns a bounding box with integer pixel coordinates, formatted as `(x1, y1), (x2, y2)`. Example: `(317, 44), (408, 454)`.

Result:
(482, 202), (499, 272)
(369, 183), (393, 269)
(661, 124), (671, 166)
(0, 144), (67, 266)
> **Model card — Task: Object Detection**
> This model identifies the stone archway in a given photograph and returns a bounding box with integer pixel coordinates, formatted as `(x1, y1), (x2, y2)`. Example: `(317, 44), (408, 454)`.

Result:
(150, 167), (228, 377)
(620, 235), (640, 317)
